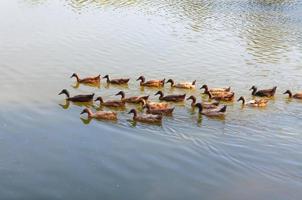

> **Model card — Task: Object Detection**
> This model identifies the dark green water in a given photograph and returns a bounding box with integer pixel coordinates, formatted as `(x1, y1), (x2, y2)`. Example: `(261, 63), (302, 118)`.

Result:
(0, 0), (302, 199)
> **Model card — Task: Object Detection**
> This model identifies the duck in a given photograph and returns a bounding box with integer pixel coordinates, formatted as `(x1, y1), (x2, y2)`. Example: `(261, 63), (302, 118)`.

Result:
(80, 108), (117, 120)
(70, 73), (101, 84)
(58, 89), (94, 102)
(200, 84), (231, 94)
(139, 99), (169, 110)
(166, 79), (196, 89)
(128, 109), (162, 123)
(195, 103), (227, 117)
(115, 91), (149, 103)
(143, 104), (175, 116)
(103, 75), (130, 84)
(283, 90), (302, 99)
(206, 91), (235, 101)
(186, 95), (220, 109)
(250, 86), (277, 97)
(155, 91), (186, 102)
(237, 96), (268, 107)
(95, 96), (125, 107)
(136, 76), (165, 87)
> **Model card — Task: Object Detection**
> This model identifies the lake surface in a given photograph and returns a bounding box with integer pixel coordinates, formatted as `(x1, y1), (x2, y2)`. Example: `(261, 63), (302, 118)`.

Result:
(1, 0), (302, 199)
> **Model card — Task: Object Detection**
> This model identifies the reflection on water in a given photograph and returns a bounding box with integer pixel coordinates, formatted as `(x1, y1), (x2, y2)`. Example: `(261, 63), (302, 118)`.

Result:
(1, 0), (302, 199)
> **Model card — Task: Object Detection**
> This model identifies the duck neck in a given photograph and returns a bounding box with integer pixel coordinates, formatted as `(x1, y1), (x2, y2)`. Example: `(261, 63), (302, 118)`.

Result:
(197, 105), (203, 113)
(190, 97), (196, 107)
(207, 91), (212, 99)
(287, 90), (293, 98)
(203, 85), (209, 93)
(63, 90), (70, 98)
(139, 77), (145, 85)
(239, 97), (245, 105)
(74, 74), (80, 82)
(105, 76), (110, 83)
(169, 80), (174, 87)
(158, 92), (164, 100)
(251, 88), (257, 95)
(132, 110), (137, 119)
(86, 109), (94, 118)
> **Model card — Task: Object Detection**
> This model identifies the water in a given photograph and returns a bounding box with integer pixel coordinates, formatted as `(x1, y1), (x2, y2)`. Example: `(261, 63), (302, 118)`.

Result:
(1, 0), (302, 199)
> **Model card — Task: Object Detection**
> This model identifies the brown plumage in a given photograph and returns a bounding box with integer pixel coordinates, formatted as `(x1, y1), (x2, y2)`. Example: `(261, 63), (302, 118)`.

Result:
(195, 103), (227, 117)
(144, 104), (175, 116)
(283, 90), (302, 99)
(95, 96), (125, 107)
(166, 79), (196, 89)
(115, 91), (149, 103)
(136, 76), (165, 87)
(200, 84), (231, 94)
(206, 91), (235, 101)
(58, 89), (94, 102)
(70, 73), (101, 84)
(155, 91), (186, 102)
(237, 96), (268, 107)
(139, 99), (169, 110)
(186, 95), (219, 109)
(128, 109), (162, 123)
(80, 108), (117, 120)
(103, 75), (130, 84)
(250, 86), (277, 97)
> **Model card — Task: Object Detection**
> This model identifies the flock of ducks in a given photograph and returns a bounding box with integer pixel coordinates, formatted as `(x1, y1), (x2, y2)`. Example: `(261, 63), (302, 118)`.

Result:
(59, 73), (302, 124)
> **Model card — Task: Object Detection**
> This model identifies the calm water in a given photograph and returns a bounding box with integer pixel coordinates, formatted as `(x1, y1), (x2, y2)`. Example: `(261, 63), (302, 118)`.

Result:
(1, 0), (302, 199)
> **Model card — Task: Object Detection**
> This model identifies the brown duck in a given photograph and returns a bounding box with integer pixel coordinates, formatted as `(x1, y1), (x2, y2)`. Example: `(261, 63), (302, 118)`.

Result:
(80, 108), (117, 120)
(237, 96), (268, 107)
(200, 84), (231, 94)
(143, 104), (175, 116)
(283, 90), (302, 99)
(70, 73), (101, 84)
(136, 76), (165, 87)
(166, 79), (196, 89)
(139, 99), (169, 110)
(115, 91), (149, 103)
(186, 95), (219, 109)
(250, 86), (277, 97)
(95, 96), (125, 107)
(128, 109), (162, 123)
(58, 89), (94, 102)
(155, 91), (186, 102)
(206, 91), (234, 101)
(195, 103), (227, 117)
(103, 75), (130, 84)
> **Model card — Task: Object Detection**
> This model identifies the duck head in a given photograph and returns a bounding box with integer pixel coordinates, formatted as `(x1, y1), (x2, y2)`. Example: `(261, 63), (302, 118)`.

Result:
(155, 91), (164, 98)
(237, 96), (245, 105)
(249, 86), (257, 95)
(283, 90), (292, 98)
(200, 84), (209, 92)
(186, 95), (196, 106)
(80, 108), (93, 118)
(136, 76), (145, 83)
(128, 109), (137, 118)
(58, 89), (70, 98)
(166, 79), (174, 86)
(95, 96), (104, 104)
(115, 91), (125, 99)
(70, 73), (79, 80)
(103, 75), (110, 82)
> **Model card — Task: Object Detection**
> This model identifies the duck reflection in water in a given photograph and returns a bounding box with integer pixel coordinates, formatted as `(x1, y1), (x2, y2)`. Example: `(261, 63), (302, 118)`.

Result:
(59, 100), (93, 110)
